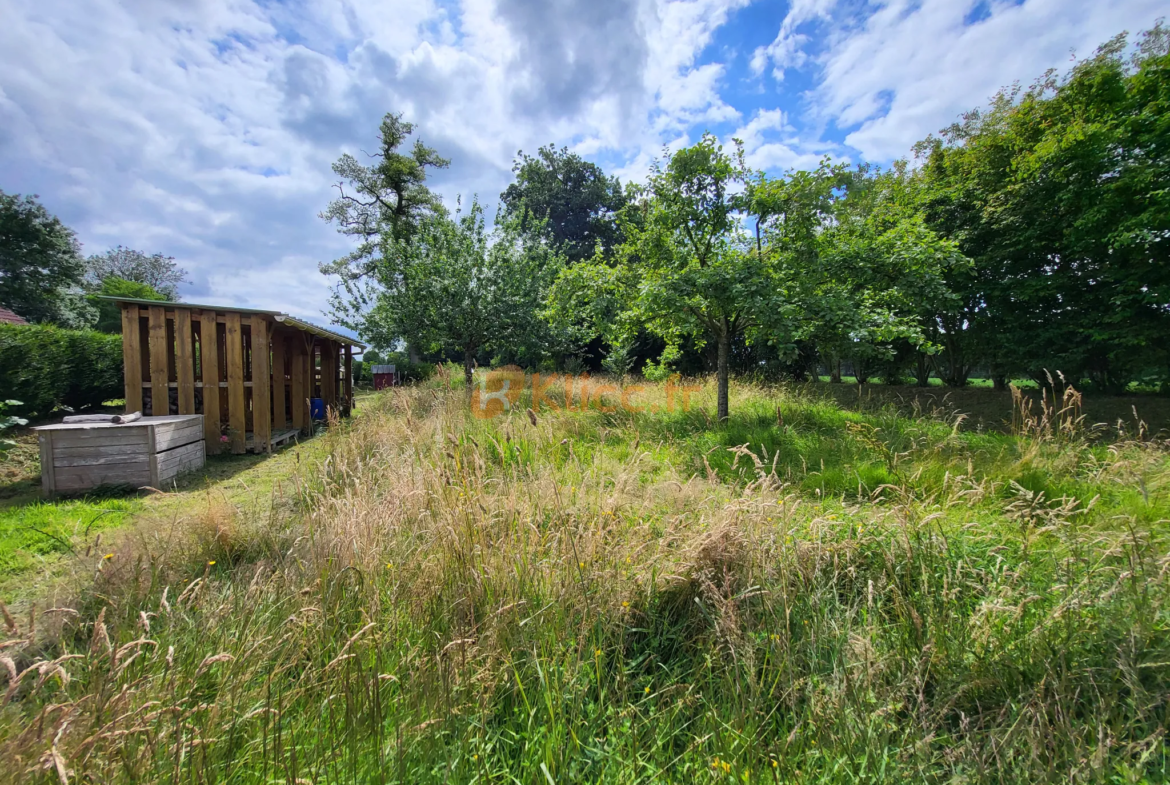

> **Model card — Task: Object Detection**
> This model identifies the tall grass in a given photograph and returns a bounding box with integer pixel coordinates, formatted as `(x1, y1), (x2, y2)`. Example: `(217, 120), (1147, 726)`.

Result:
(1, 377), (1168, 783)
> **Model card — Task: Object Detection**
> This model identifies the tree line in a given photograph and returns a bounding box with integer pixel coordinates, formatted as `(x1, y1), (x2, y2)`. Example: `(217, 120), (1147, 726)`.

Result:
(0, 192), (187, 331)
(322, 27), (1170, 415)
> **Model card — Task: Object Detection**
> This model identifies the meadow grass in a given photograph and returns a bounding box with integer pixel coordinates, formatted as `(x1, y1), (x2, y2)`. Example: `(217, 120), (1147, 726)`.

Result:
(1, 376), (1168, 783)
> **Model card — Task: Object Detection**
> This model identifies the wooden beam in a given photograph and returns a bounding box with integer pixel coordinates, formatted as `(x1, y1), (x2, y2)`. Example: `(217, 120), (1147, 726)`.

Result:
(290, 340), (306, 433)
(251, 316), (272, 453)
(148, 305), (169, 416)
(344, 345), (353, 416)
(121, 305), (143, 413)
(198, 312), (222, 455)
(175, 309), (196, 414)
(271, 332), (287, 429)
(225, 312), (246, 454)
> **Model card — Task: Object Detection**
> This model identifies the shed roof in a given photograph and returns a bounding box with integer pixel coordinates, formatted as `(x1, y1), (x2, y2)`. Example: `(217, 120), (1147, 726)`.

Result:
(98, 296), (365, 349)
(0, 306), (29, 325)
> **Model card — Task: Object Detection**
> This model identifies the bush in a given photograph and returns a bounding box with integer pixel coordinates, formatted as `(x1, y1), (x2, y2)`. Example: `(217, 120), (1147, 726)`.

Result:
(0, 324), (123, 417)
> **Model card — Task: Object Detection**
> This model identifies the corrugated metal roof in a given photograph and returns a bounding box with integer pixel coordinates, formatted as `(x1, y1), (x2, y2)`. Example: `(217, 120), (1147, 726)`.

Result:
(371, 365), (396, 374)
(0, 306), (29, 325)
(96, 296), (365, 348)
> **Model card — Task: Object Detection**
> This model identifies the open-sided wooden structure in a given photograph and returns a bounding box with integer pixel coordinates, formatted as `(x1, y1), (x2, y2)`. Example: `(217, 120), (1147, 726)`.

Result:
(102, 297), (364, 456)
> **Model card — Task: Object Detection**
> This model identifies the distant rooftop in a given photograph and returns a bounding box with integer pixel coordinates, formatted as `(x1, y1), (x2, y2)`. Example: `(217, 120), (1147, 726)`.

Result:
(0, 306), (29, 325)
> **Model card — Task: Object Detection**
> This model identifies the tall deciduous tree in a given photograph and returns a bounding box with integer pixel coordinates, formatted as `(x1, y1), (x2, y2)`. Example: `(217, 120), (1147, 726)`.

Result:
(89, 277), (168, 333)
(364, 199), (563, 388)
(915, 25), (1170, 391)
(320, 112), (450, 348)
(0, 191), (85, 325)
(501, 145), (628, 263)
(85, 247), (188, 300)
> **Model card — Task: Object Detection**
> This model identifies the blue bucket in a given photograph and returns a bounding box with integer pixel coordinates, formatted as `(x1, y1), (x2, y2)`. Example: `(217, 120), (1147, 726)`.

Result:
(310, 398), (326, 421)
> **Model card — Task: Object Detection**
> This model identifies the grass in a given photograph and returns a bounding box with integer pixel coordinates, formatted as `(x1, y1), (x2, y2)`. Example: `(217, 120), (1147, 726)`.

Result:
(0, 377), (1169, 783)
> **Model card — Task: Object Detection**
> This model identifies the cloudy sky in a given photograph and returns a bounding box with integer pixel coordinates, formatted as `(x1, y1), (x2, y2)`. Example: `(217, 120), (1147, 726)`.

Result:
(1, 0), (1164, 326)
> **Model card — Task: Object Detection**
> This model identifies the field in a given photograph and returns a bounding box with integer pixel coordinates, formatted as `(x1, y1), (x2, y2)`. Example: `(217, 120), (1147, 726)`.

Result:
(1, 376), (1169, 783)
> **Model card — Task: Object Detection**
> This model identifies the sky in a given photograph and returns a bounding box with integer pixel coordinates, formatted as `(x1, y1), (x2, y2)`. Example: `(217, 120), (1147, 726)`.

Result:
(1, 0), (1165, 327)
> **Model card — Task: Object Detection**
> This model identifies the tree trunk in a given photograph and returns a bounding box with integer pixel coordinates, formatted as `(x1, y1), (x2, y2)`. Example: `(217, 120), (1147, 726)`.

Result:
(716, 323), (730, 422)
(992, 374), (1008, 392)
(408, 341), (420, 365)
(915, 353), (931, 387)
(463, 347), (474, 391)
(830, 358), (842, 384)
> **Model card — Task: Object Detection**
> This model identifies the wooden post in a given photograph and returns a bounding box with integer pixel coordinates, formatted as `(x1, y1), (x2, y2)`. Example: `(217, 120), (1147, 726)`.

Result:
(321, 342), (335, 413)
(121, 304), (143, 413)
(199, 312), (222, 455)
(344, 345), (353, 416)
(251, 316), (271, 453)
(225, 312), (246, 454)
(148, 305), (169, 416)
(271, 331), (286, 430)
(290, 339), (306, 433)
(175, 309), (196, 414)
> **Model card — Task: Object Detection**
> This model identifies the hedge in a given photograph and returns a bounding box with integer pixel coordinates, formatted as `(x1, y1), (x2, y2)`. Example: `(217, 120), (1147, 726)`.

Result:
(0, 323), (123, 417)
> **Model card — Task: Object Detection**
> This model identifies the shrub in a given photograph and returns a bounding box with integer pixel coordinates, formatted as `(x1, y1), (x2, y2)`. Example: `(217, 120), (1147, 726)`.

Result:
(0, 323), (123, 416)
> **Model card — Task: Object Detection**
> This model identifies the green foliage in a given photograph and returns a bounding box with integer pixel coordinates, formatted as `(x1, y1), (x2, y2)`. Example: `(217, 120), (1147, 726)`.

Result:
(0, 399), (26, 455)
(84, 246), (188, 300)
(364, 199), (565, 386)
(88, 276), (167, 333)
(320, 112), (450, 343)
(0, 324), (123, 416)
(914, 25), (1170, 390)
(0, 190), (86, 326)
(500, 144), (629, 263)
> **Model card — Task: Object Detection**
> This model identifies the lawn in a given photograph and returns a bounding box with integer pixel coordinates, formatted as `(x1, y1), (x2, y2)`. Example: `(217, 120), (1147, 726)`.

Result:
(0, 377), (1168, 783)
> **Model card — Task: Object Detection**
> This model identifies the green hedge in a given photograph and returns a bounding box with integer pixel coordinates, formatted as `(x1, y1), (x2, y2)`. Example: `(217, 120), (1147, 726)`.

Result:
(0, 324), (123, 417)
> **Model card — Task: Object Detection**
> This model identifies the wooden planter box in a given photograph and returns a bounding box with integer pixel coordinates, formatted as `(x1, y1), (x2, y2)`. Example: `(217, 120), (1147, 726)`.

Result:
(34, 415), (205, 497)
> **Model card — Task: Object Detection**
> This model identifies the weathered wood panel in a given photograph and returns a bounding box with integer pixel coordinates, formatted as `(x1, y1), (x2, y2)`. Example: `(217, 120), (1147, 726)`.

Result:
(251, 316), (272, 452)
(148, 306), (169, 415)
(38, 432), (55, 497)
(272, 333), (286, 428)
(121, 305), (143, 413)
(290, 340), (306, 433)
(176, 309), (196, 414)
(156, 440), (205, 482)
(198, 312), (222, 454)
(154, 421), (203, 452)
(225, 312), (246, 454)
(344, 345), (353, 415)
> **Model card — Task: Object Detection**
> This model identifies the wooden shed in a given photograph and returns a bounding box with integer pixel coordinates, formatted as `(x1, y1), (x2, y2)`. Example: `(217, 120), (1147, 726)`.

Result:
(101, 297), (365, 456)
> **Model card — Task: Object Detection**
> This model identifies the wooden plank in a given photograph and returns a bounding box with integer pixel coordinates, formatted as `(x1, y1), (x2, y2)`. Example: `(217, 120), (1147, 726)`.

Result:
(121, 305), (143, 413)
(157, 440), (205, 481)
(251, 316), (272, 453)
(225, 312), (246, 454)
(198, 311), (222, 454)
(39, 432), (55, 497)
(153, 421), (204, 452)
(47, 431), (150, 446)
(55, 455), (150, 468)
(175, 309), (196, 414)
(271, 333), (287, 429)
(53, 443), (154, 457)
(344, 345), (353, 416)
(290, 340), (306, 433)
(54, 470), (152, 491)
(320, 342), (334, 413)
(148, 306), (169, 416)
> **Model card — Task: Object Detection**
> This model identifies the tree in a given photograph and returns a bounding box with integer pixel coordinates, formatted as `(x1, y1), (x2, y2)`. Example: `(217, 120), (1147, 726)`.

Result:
(85, 247), (188, 300)
(363, 199), (563, 388)
(915, 25), (1170, 391)
(0, 191), (85, 325)
(551, 134), (797, 420)
(501, 145), (628, 263)
(89, 277), (167, 333)
(320, 112), (450, 347)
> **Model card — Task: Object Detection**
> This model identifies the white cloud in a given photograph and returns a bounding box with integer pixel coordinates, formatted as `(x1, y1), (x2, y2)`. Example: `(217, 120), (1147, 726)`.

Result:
(0, 0), (749, 321)
(760, 0), (1168, 162)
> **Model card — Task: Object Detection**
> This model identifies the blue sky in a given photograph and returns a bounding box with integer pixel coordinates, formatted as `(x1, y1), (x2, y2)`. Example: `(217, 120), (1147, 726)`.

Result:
(1, 0), (1164, 324)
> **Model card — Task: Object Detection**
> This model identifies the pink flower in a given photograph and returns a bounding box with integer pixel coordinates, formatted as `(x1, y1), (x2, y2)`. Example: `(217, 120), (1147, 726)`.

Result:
(220, 435), (229, 443)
